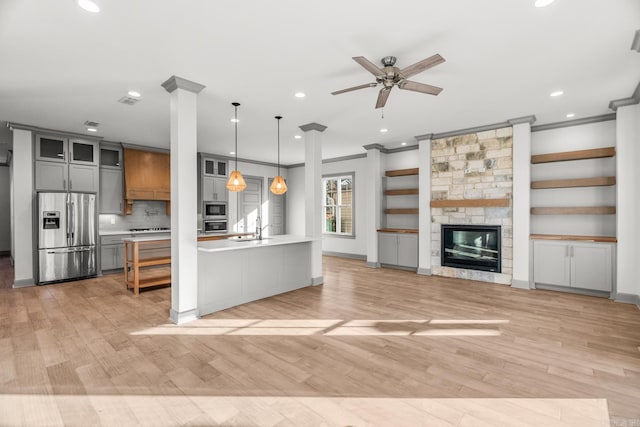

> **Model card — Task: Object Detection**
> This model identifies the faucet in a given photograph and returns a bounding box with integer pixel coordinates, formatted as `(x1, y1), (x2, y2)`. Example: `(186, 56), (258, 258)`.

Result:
(255, 217), (270, 240)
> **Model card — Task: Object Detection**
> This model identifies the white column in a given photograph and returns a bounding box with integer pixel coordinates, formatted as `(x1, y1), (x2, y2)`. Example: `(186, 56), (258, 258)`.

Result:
(161, 76), (205, 324)
(300, 122), (326, 285)
(615, 103), (640, 303)
(417, 136), (432, 275)
(10, 127), (34, 287)
(509, 116), (535, 289)
(363, 144), (383, 267)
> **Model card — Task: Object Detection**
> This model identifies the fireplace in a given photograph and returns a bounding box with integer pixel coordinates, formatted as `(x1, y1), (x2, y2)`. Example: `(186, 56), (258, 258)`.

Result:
(441, 224), (501, 273)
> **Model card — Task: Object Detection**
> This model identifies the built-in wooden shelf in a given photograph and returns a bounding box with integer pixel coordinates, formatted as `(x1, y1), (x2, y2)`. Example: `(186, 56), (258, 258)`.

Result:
(531, 147), (616, 164)
(377, 228), (419, 234)
(530, 206), (616, 215)
(531, 176), (616, 189)
(430, 198), (510, 208)
(530, 234), (617, 243)
(385, 168), (419, 177)
(384, 188), (419, 196)
(385, 208), (419, 215)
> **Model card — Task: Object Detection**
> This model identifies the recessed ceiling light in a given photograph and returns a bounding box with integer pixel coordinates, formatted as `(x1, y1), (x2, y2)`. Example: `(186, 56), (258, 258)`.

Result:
(128, 91), (141, 98)
(550, 90), (564, 97)
(566, 113), (575, 118)
(534, 0), (555, 7)
(230, 118), (239, 123)
(380, 128), (388, 133)
(87, 128), (97, 132)
(294, 92), (306, 98)
(229, 151), (235, 155)
(401, 142), (407, 146)
(294, 135), (302, 139)
(77, 0), (100, 13)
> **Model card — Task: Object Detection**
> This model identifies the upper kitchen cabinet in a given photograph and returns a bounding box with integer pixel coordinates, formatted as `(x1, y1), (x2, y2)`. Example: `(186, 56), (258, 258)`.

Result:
(123, 148), (170, 215)
(34, 134), (99, 192)
(202, 156), (227, 177)
(99, 144), (124, 214)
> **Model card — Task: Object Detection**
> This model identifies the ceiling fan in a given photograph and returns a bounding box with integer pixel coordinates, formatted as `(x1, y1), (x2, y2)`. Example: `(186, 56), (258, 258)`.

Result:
(331, 54), (445, 109)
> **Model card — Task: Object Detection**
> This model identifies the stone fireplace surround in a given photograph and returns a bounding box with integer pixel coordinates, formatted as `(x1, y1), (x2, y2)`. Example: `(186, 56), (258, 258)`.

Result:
(430, 127), (513, 285)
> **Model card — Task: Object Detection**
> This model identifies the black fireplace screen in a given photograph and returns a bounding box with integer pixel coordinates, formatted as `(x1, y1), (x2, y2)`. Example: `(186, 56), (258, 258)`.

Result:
(441, 224), (501, 273)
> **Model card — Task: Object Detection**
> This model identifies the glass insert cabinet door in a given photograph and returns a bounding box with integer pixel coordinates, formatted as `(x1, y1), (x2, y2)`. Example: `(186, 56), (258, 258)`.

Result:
(69, 139), (98, 165)
(100, 147), (121, 168)
(36, 135), (67, 162)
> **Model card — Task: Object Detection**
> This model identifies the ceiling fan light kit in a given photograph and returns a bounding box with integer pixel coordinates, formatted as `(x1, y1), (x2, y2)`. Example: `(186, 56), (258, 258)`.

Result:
(226, 102), (247, 192)
(270, 115), (288, 195)
(332, 54), (445, 109)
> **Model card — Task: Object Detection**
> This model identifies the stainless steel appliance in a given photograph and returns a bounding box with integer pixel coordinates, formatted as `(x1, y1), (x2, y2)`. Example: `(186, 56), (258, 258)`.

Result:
(203, 201), (227, 219)
(38, 192), (97, 284)
(203, 219), (228, 233)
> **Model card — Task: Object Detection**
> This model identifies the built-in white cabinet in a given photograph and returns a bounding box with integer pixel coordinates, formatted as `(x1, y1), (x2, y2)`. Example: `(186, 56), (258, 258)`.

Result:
(202, 176), (228, 202)
(379, 232), (418, 268)
(532, 240), (613, 292)
(35, 134), (99, 192)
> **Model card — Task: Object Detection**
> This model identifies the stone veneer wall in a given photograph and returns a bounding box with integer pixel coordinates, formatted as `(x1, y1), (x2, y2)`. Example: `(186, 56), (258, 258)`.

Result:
(431, 127), (513, 285)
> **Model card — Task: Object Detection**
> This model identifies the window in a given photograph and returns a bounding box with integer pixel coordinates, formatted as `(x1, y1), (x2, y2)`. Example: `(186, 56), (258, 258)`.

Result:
(322, 174), (354, 236)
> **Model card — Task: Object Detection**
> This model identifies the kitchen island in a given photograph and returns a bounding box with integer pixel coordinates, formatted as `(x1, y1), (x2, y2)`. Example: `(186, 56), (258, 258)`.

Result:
(197, 235), (315, 316)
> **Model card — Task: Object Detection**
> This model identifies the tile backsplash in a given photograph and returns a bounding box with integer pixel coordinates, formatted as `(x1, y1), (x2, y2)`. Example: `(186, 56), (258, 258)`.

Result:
(99, 200), (171, 231)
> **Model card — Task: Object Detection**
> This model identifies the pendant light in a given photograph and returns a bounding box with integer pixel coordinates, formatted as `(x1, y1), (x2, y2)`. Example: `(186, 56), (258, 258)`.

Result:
(270, 115), (288, 195)
(226, 102), (247, 192)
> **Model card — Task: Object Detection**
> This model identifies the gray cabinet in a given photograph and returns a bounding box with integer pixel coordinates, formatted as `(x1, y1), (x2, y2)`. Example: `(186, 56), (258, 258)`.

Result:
(202, 176), (228, 202)
(379, 232), (418, 268)
(202, 157), (228, 177)
(100, 168), (123, 214)
(100, 234), (131, 272)
(35, 134), (99, 192)
(533, 240), (613, 292)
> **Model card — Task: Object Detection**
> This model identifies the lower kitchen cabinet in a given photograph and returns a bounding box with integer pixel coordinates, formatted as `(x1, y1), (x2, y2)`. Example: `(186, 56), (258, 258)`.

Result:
(379, 232), (418, 268)
(532, 240), (613, 292)
(100, 234), (131, 272)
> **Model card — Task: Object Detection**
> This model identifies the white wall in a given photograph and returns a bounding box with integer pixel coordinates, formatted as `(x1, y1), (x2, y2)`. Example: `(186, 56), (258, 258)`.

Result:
(286, 165), (305, 236)
(11, 129), (33, 285)
(0, 166), (10, 252)
(530, 120), (617, 236)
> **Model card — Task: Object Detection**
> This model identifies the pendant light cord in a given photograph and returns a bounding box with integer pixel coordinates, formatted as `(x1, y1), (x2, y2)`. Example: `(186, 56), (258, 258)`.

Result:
(232, 102), (240, 169)
(275, 115), (282, 176)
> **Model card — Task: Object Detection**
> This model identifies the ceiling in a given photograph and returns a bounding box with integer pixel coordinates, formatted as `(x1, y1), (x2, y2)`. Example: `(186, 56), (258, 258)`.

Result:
(0, 1), (638, 165)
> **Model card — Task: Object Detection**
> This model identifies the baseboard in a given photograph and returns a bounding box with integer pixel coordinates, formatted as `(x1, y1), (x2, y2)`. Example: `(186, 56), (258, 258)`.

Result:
(511, 279), (531, 290)
(169, 308), (199, 325)
(535, 283), (610, 298)
(380, 263), (418, 273)
(311, 276), (324, 286)
(366, 261), (380, 268)
(417, 268), (431, 276)
(13, 278), (34, 288)
(322, 251), (366, 261)
(615, 292), (640, 309)
(0, 250), (10, 257)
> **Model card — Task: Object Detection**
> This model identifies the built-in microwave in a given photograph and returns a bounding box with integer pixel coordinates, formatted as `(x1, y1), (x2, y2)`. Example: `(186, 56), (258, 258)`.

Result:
(203, 220), (228, 233)
(203, 201), (227, 219)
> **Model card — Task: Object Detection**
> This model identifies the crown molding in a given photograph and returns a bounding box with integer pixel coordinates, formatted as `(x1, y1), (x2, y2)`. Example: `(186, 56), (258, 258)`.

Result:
(299, 123), (328, 133)
(532, 113), (616, 132)
(161, 75), (206, 94)
(609, 80), (640, 111)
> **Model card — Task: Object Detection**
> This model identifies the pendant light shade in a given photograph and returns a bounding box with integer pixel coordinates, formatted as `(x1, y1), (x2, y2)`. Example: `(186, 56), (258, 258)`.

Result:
(227, 102), (246, 192)
(270, 115), (288, 195)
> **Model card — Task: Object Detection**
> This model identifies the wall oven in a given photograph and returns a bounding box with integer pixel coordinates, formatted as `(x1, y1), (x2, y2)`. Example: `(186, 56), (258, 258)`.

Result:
(203, 220), (228, 233)
(203, 201), (227, 219)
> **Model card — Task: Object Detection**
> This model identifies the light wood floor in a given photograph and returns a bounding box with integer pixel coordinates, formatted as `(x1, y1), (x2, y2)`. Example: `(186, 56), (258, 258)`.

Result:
(1, 256), (639, 426)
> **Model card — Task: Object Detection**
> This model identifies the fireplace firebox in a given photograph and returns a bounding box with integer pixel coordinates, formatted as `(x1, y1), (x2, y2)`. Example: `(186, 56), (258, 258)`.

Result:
(441, 224), (501, 273)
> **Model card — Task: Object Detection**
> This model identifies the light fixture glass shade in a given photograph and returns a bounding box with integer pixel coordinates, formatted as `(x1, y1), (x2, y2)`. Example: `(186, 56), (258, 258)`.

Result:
(226, 170), (247, 192)
(270, 175), (288, 195)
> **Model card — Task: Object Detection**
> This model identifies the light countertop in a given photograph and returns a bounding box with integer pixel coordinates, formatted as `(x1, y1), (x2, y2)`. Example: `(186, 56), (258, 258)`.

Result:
(198, 235), (315, 253)
(100, 230), (171, 236)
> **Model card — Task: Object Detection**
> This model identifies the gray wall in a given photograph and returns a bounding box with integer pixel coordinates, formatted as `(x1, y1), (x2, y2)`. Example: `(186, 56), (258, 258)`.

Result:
(0, 166), (9, 252)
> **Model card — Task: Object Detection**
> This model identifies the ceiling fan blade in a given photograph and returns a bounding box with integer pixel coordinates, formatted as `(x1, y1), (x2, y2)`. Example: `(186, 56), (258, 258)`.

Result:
(352, 56), (384, 77)
(331, 82), (377, 95)
(399, 54), (445, 79)
(375, 87), (392, 109)
(398, 80), (443, 95)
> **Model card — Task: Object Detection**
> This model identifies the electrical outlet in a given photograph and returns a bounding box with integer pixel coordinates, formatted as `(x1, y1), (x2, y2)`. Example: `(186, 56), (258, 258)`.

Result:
(110, 216), (115, 225)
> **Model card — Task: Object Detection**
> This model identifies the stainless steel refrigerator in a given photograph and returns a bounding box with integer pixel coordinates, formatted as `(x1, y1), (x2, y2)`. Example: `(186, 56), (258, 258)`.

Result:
(38, 192), (97, 284)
